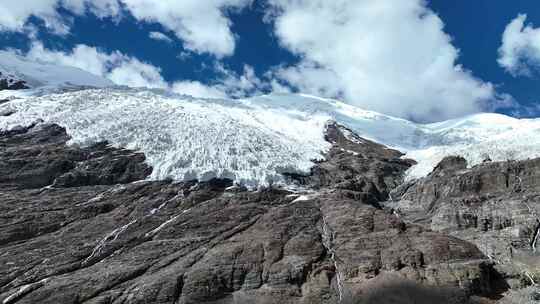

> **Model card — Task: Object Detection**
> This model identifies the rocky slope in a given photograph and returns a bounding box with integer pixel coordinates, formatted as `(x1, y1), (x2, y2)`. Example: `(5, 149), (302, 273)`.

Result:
(0, 121), (508, 304)
(387, 154), (540, 298)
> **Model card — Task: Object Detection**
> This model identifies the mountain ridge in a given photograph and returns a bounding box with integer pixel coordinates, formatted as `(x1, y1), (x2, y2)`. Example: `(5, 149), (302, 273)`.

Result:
(2, 85), (540, 187)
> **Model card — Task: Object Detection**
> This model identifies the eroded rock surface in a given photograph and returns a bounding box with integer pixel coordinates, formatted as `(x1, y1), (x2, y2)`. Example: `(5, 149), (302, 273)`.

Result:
(0, 123), (504, 304)
(388, 155), (540, 295)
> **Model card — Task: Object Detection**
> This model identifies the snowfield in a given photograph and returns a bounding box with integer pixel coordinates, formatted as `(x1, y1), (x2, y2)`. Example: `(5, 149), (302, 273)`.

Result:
(251, 94), (540, 180)
(405, 113), (540, 178)
(1, 87), (540, 187)
(0, 50), (113, 89)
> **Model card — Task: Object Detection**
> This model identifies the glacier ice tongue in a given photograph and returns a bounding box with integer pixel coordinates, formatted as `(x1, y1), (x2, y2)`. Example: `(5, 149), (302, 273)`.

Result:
(0, 89), (332, 188)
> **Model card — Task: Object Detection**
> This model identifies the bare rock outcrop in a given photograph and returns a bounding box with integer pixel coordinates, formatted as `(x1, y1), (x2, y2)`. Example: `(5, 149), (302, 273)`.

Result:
(387, 155), (540, 295)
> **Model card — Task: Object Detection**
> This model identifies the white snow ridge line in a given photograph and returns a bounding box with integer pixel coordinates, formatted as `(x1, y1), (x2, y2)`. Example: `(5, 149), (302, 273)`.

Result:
(145, 209), (191, 238)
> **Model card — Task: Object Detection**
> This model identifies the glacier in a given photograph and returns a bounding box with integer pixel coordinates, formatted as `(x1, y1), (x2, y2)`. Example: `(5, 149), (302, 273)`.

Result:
(1, 87), (540, 187)
(0, 89), (332, 188)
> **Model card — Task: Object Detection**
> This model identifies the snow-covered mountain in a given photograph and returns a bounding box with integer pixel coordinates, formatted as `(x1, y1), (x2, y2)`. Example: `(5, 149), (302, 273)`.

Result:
(1, 55), (539, 187)
(0, 50), (113, 90)
(2, 85), (540, 187)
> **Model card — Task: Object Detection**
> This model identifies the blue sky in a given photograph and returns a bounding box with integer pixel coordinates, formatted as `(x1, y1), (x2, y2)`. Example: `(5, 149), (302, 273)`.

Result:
(430, 0), (540, 117)
(0, 0), (539, 122)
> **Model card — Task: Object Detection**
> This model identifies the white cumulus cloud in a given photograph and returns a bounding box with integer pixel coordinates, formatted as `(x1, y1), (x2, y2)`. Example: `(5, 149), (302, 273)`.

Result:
(121, 0), (252, 57)
(25, 42), (167, 89)
(0, 0), (251, 57)
(0, 0), (119, 34)
(171, 63), (264, 98)
(10, 41), (264, 99)
(171, 81), (228, 99)
(265, 0), (502, 122)
(498, 14), (540, 76)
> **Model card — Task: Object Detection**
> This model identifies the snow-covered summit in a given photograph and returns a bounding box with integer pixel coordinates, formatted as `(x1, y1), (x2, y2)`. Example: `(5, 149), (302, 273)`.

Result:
(0, 51), (113, 90)
(1, 87), (540, 187)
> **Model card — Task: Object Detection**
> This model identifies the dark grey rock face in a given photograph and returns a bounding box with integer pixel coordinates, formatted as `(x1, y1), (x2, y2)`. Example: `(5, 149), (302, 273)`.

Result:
(0, 72), (29, 90)
(0, 124), (151, 190)
(387, 155), (540, 294)
(0, 123), (505, 304)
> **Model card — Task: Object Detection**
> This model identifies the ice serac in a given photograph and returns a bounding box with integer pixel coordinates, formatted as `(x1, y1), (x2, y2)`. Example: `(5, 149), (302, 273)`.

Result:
(0, 89), (333, 187)
(0, 51), (113, 90)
